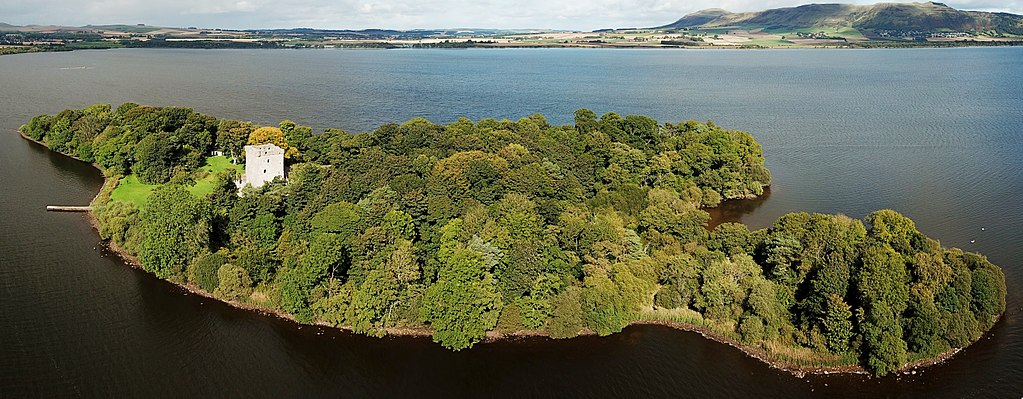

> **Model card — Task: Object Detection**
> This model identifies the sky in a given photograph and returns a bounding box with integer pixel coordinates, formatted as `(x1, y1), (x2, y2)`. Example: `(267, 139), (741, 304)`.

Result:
(0, 0), (1020, 31)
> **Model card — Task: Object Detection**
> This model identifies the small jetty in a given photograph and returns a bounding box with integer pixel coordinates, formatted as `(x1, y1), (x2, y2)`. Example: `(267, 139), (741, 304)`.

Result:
(46, 205), (92, 212)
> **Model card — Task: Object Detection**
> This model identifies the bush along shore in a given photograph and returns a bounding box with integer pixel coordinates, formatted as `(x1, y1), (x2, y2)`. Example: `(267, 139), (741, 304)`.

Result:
(21, 104), (1005, 376)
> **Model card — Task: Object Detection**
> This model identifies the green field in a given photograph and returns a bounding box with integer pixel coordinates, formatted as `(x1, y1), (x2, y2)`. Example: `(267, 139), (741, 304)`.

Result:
(742, 37), (798, 47)
(766, 26), (866, 40)
(110, 156), (241, 207)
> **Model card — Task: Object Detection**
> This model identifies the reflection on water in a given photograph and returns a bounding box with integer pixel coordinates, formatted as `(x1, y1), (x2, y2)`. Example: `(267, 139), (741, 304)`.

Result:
(707, 186), (772, 230)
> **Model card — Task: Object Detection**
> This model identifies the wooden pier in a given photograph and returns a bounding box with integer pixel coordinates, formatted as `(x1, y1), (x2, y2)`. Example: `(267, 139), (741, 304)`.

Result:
(46, 206), (92, 212)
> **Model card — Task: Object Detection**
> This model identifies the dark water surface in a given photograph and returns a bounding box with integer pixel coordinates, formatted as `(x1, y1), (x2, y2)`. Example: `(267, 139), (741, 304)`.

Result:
(1, 48), (1021, 397)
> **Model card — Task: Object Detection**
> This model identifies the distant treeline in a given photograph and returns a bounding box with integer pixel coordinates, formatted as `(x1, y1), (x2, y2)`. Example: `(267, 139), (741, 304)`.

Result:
(122, 39), (282, 49)
(411, 40), (498, 48)
(22, 104), (1004, 375)
(0, 46), (42, 55)
(659, 40), (701, 47)
(850, 39), (1023, 48)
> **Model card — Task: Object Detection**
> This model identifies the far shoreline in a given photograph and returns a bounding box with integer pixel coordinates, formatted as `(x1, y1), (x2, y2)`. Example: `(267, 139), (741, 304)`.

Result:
(3, 40), (1023, 58)
(16, 128), (990, 379)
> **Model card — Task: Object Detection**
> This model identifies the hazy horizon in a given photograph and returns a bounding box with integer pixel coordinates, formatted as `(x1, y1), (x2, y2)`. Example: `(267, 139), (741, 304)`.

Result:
(1, 0), (1020, 31)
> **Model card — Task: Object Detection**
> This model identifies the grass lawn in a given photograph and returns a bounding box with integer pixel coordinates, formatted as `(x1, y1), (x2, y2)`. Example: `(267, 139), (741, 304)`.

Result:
(109, 174), (154, 207)
(110, 156), (242, 207)
(191, 156), (243, 197)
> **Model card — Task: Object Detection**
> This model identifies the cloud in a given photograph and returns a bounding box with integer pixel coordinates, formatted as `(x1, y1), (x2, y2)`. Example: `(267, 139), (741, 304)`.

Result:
(943, 0), (1023, 13)
(0, 0), (1019, 30)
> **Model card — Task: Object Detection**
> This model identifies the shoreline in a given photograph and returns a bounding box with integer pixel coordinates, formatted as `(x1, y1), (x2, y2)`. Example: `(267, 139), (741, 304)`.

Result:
(17, 129), (982, 378)
(2, 40), (1022, 58)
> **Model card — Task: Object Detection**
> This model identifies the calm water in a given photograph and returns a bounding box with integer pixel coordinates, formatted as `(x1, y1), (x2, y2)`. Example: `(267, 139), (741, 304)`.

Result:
(1, 48), (1021, 397)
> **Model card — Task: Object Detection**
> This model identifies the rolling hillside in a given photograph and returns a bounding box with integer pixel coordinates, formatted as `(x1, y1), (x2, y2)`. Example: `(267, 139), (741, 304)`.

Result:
(658, 2), (1023, 36)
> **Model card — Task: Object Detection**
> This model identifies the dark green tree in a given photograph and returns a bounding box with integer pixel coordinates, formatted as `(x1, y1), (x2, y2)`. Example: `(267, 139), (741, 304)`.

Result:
(421, 246), (502, 350)
(821, 293), (854, 353)
(137, 185), (212, 279)
(188, 251), (229, 292)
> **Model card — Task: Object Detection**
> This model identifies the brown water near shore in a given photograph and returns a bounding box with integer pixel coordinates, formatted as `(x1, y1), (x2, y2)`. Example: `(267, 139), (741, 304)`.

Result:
(706, 186), (773, 229)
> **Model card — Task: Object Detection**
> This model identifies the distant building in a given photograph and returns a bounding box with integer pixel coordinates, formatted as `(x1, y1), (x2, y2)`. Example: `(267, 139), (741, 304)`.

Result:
(240, 143), (285, 189)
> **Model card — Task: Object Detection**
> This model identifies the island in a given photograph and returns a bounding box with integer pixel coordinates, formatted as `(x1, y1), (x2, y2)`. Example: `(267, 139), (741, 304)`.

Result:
(2, 2), (1022, 54)
(20, 104), (1005, 376)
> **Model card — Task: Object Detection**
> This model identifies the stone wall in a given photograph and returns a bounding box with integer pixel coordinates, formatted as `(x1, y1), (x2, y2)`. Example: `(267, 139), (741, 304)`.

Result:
(242, 144), (285, 189)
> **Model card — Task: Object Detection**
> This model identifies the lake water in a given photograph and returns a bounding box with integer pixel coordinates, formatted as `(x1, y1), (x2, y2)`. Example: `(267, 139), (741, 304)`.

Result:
(1, 48), (1021, 397)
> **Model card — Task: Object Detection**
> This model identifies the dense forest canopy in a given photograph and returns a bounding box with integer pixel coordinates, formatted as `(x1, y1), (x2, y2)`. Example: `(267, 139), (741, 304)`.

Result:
(22, 104), (1004, 376)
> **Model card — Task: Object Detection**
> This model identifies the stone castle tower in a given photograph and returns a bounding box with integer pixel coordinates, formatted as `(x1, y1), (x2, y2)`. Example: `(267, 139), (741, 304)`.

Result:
(241, 143), (285, 189)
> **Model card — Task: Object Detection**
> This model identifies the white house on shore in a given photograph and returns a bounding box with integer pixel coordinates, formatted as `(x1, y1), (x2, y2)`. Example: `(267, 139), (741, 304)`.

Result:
(239, 143), (285, 189)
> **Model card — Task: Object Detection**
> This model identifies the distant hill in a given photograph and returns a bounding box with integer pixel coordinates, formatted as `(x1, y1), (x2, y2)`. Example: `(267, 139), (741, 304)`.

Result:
(82, 24), (161, 33)
(658, 2), (1023, 35)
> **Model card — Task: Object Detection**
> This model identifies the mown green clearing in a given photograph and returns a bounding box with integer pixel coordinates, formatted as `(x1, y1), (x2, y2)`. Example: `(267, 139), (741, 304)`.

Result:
(110, 155), (240, 207)
(109, 174), (154, 207)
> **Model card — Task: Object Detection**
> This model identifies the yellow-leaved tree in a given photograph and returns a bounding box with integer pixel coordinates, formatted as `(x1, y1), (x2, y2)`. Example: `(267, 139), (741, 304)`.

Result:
(247, 126), (300, 159)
